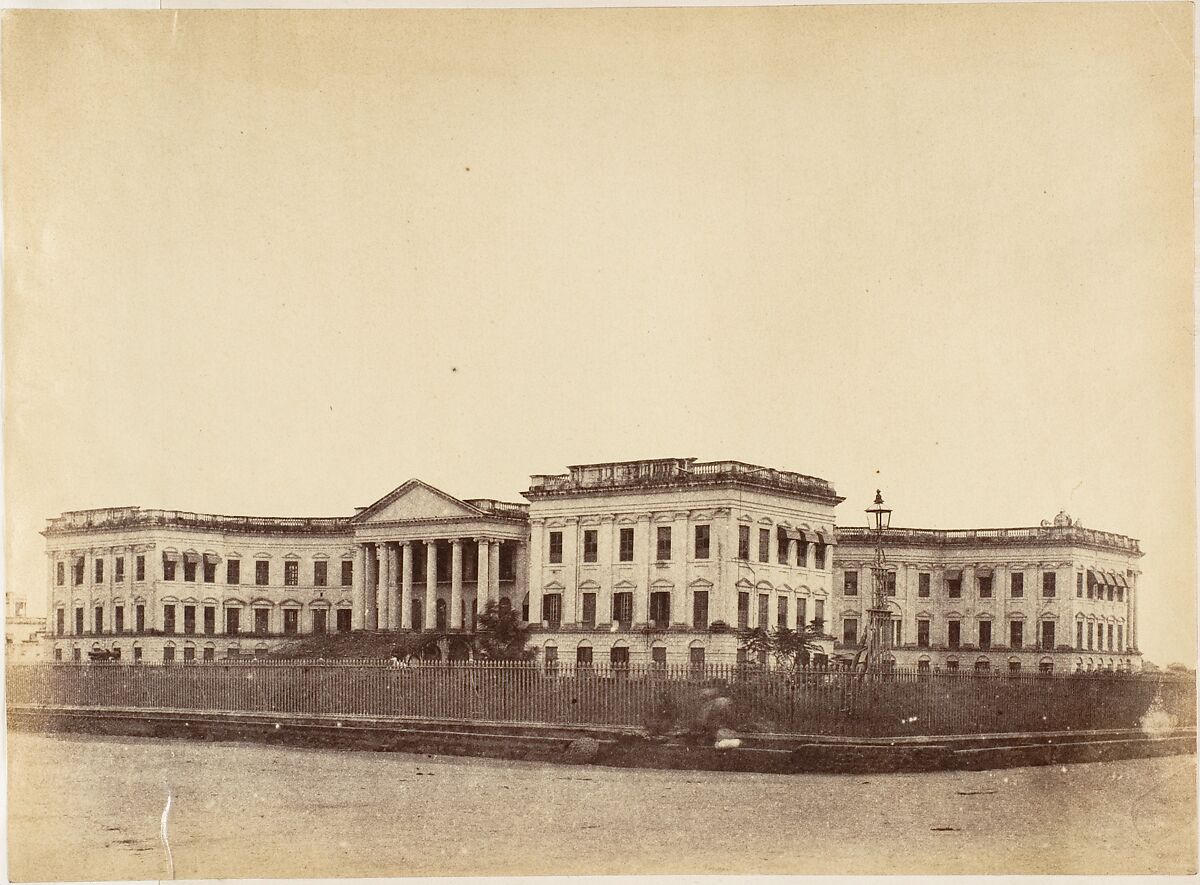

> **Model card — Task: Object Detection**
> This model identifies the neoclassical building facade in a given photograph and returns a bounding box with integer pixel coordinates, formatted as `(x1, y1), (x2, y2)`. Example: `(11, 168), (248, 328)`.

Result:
(40, 458), (1144, 671)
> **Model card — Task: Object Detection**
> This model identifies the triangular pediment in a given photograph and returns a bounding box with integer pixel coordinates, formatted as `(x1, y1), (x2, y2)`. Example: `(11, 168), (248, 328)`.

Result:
(352, 479), (481, 524)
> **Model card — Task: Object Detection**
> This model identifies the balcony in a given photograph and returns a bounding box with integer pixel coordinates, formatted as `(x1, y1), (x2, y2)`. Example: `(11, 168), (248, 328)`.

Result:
(525, 458), (841, 504)
(835, 524), (1141, 555)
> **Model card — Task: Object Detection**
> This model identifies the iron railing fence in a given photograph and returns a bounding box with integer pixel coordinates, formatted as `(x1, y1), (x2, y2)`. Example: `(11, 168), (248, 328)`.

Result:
(6, 662), (1194, 738)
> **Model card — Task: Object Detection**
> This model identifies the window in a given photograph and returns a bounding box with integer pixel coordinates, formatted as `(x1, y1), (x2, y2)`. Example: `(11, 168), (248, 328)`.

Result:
(649, 592), (671, 627)
(797, 541), (808, 567)
(694, 525), (710, 559)
(619, 528), (634, 562)
(202, 647), (215, 662)
(844, 571), (858, 596)
(548, 532), (563, 564)
(56, 562), (65, 585)
(842, 618), (859, 644)
(254, 608), (269, 635)
(135, 605), (145, 632)
(183, 647), (195, 663)
(55, 609), (64, 636)
(72, 559), (84, 585)
(1042, 572), (1056, 598)
(544, 645), (559, 669)
(1038, 660), (1053, 674)
(183, 605), (196, 635)
(1011, 572), (1024, 598)
(917, 619), (930, 648)
(581, 593), (596, 627)
(978, 620), (991, 649)
(1076, 573), (1084, 597)
(814, 544), (826, 570)
(777, 529), (789, 564)
(163, 647), (175, 663)
(797, 597), (807, 628)
(947, 577), (961, 599)
(757, 594), (769, 628)
(341, 560), (353, 586)
(541, 594), (562, 629)
(115, 557), (125, 583)
(1117, 624), (1124, 651)
(163, 605), (176, 634)
(256, 561), (269, 586)
(336, 609), (352, 633)
(582, 530), (598, 563)
(1076, 620), (1084, 650)
(814, 599), (824, 626)
(94, 606), (103, 633)
(737, 592), (750, 630)
(54, 647), (62, 661)
(689, 646), (705, 668)
(71, 647), (81, 662)
(314, 561), (328, 587)
(978, 576), (992, 598)
(610, 646), (630, 667)
(692, 591), (709, 629)
(1006, 660), (1020, 674)
(918, 573), (930, 597)
(947, 620), (960, 649)
(135, 555), (145, 582)
(777, 596), (789, 628)
(163, 559), (176, 581)
(284, 561), (299, 586)
(1087, 578), (1094, 599)
(917, 658), (930, 673)
(203, 606), (215, 635)
(183, 560), (196, 582)
(227, 559), (240, 585)
(577, 645), (593, 666)
(612, 592), (633, 628)
(656, 527), (672, 561)
(203, 560), (215, 583)
(1116, 586), (1124, 602)
(95, 558), (104, 583)
(1040, 620), (1055, 650)
(73, 607), (83, 634)
(738, 525), (751, 560)
(885, 572), (897, 596)
(1010, 620), (1023, 649)
(283, 609), (299, 635)
(974, 659), (990, 674)
(313, 610), (328, 634)
(758, 529), (770, 563)
(225, 608), (240, 635)
(1107, 586), (1114, 602)
(946, 659), (959, 671)
(891, 619), (902, 646)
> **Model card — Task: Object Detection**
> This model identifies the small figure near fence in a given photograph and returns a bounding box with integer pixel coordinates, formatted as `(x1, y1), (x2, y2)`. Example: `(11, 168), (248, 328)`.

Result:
(696, 684), (741, 749)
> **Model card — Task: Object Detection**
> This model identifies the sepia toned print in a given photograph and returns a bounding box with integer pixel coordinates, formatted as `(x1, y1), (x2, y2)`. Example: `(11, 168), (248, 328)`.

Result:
(3, 5), (1195, 880)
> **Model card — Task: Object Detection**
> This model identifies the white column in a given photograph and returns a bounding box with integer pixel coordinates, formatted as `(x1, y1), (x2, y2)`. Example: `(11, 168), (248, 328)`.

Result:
(450, 539), (464, 629)
(424, 540), (438, 631)
(526, 525), (543, 625)
(388, 544), (400, 630)
(476, 538), (491, 616)
(363, 545), (378, 630)
(597, 516), (614, 627)
(400, 542), (414, 630)
(634, 515), (651, 626)
(489, 538), (502, 607)
(378, 542), (392, 631)
(513, 540), (528, 621)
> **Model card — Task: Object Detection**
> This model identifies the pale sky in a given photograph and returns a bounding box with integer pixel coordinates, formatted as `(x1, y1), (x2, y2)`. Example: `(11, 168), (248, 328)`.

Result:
(3, 5), (1194, 664)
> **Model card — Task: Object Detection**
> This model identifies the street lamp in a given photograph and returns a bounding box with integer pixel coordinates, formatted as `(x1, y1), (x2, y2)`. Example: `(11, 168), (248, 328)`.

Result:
(865, 490), (893, 674)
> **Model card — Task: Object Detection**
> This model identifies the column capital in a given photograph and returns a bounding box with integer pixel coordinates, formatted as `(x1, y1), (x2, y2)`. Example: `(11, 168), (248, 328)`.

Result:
(451, 538), (464, 549)
(474, 536), (493, 545)
(401, 539), (414, 549)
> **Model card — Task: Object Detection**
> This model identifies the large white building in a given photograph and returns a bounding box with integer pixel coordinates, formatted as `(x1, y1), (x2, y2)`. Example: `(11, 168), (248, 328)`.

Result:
(39, 458), (1143, 672)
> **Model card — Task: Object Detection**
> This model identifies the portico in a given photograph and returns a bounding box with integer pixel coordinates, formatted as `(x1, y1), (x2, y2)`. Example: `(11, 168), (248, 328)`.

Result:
(349, 480), (529, 632)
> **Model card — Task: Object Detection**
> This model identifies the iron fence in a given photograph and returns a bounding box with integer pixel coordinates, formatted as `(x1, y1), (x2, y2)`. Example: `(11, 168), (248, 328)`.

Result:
(6, 661), (1194, 738)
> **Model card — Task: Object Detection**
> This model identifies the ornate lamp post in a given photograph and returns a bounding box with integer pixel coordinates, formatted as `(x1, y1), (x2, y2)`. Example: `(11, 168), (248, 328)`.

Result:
(864, 490), (893, 674)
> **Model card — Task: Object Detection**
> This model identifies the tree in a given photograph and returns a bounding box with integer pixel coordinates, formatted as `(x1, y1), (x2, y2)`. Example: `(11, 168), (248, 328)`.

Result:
(738, 622), (827, 671)
(470, 601), (536, 661)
